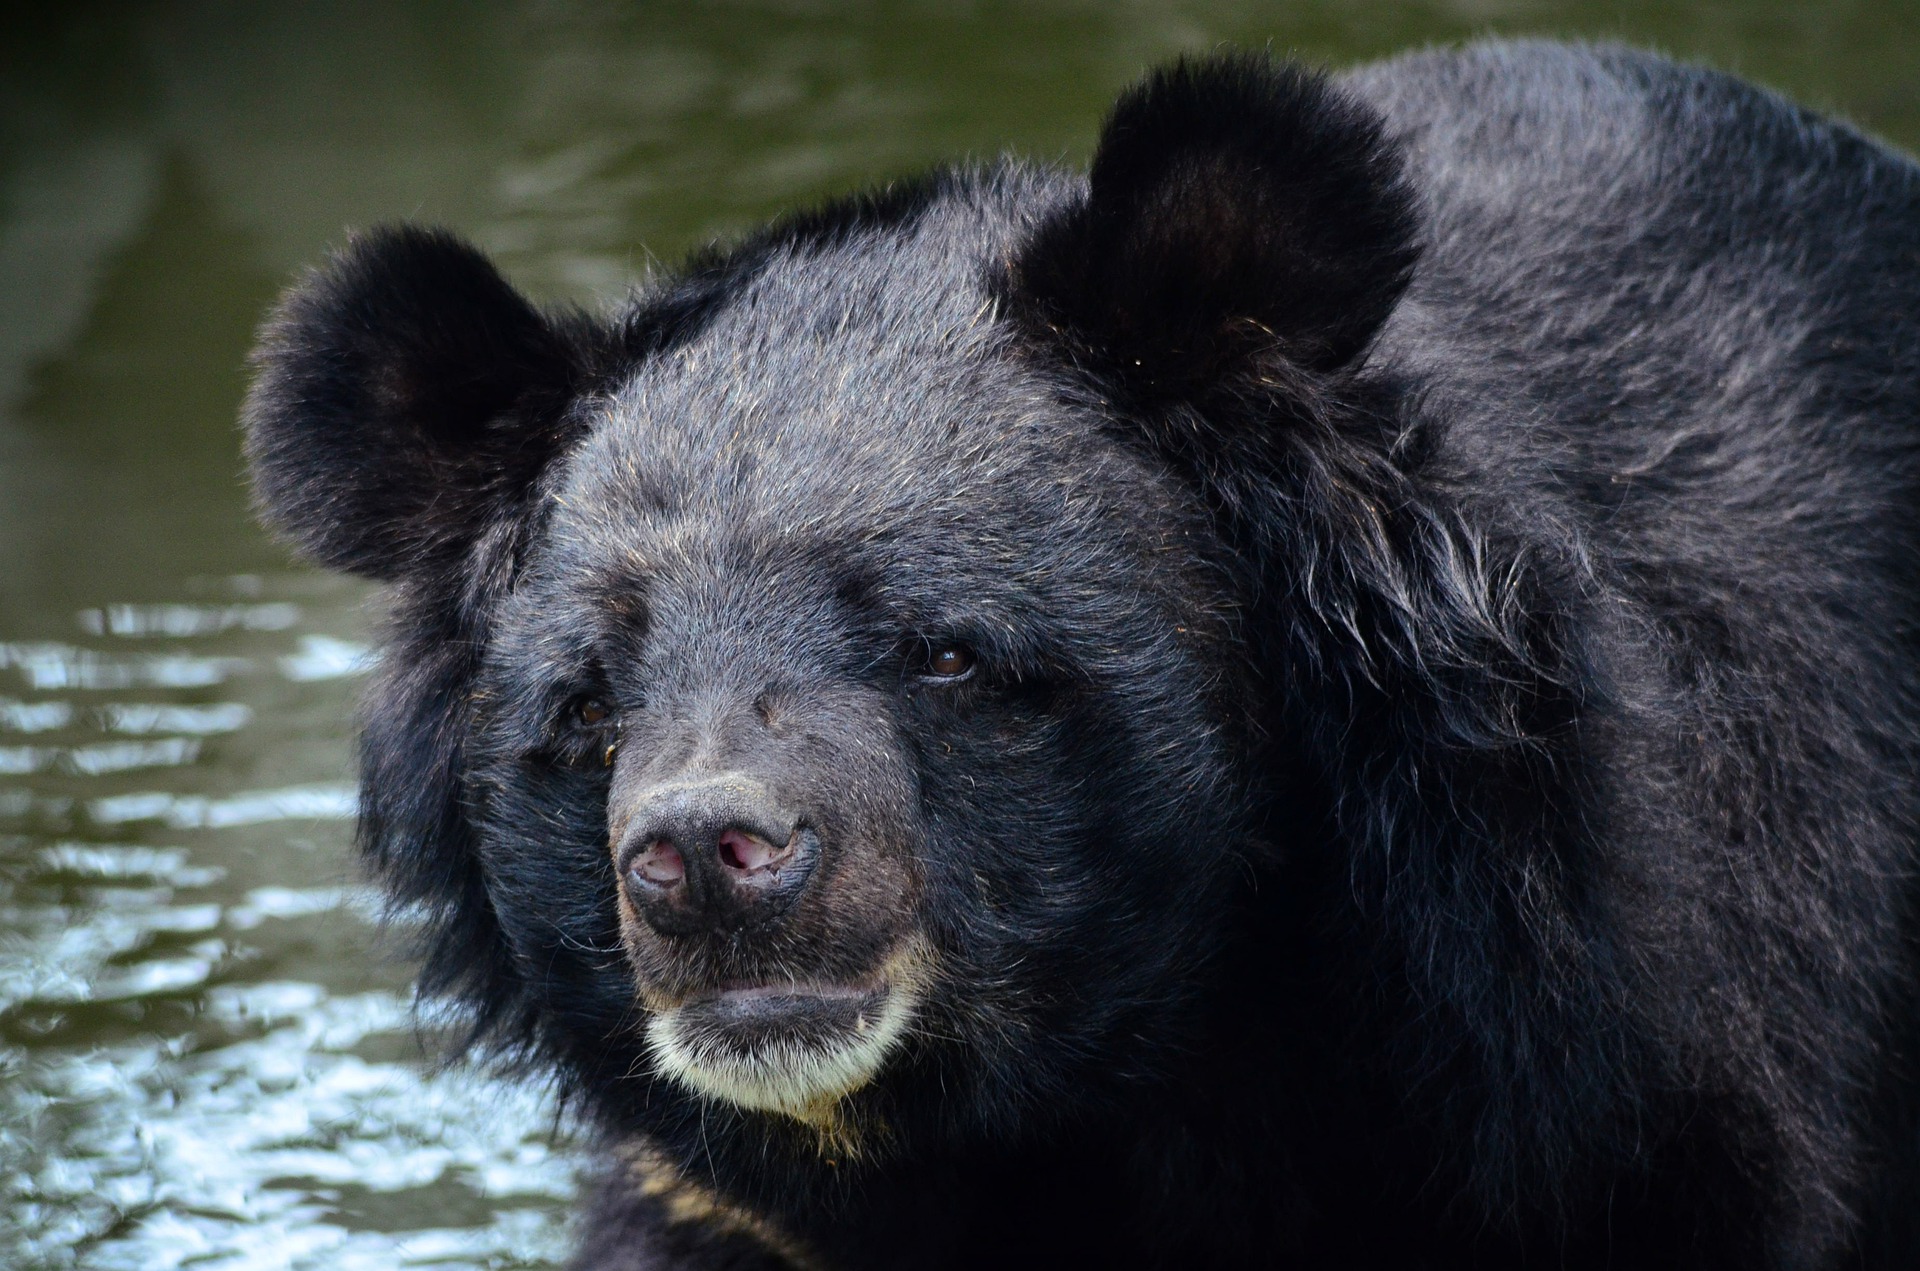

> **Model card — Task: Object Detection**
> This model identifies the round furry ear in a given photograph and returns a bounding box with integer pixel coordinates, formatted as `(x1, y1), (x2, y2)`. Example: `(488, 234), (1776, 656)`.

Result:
(242, 226), (595, 580)
(1011, 53), (1420, 394)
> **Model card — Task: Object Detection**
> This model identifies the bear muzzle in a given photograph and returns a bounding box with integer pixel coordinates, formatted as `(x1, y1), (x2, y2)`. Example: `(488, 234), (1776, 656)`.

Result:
(610, 770), (927, 1123)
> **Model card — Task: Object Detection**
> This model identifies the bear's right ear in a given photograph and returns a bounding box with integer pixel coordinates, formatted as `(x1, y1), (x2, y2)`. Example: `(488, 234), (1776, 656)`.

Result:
(243, 226), (594, 581)
(1009, 53), (1419, 399)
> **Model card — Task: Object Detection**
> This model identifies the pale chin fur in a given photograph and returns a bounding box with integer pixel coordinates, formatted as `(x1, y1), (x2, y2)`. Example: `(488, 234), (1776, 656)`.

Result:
(645, 984), (918, 1128)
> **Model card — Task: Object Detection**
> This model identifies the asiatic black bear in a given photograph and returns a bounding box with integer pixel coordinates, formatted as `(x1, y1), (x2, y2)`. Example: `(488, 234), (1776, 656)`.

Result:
(244, 41), (1920, 1270)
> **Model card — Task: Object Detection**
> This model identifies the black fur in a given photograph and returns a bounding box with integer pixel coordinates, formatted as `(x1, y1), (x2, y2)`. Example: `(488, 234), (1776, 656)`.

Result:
(243, 42), (1920, 1270)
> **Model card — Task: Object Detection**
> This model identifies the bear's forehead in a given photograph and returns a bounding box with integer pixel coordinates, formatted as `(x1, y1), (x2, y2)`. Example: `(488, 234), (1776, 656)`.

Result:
(552, 346), (1138, 599)
(546, 207), (1175, 589)
(574, 323), (1054, 524)
(590, 197), (1043, 494)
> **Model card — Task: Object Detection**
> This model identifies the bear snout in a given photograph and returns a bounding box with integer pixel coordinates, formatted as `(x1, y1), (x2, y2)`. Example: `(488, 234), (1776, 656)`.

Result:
(613, 774), (820, 937)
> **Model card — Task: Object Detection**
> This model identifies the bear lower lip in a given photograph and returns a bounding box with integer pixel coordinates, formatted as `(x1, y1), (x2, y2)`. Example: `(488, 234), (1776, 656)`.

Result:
(708, 980), (881, 1004)
(676, 982), (892, 1049)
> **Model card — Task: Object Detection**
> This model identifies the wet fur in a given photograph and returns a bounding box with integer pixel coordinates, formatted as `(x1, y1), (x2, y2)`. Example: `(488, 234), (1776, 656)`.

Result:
(244, 41), (1920, 1270)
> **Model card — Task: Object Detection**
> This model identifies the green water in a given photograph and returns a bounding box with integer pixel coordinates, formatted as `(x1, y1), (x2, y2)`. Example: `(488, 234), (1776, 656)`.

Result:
(1, 4), (1914, 1267)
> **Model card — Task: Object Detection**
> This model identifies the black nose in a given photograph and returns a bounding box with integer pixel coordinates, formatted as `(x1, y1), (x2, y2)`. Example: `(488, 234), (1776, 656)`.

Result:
(615, 775), (819, 936)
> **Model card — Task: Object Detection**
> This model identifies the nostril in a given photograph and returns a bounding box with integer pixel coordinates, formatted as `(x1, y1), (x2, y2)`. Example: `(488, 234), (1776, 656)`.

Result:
(632, 840), (686, 887)
(717, 828), (792, 874)
(615, 776), (814, 932)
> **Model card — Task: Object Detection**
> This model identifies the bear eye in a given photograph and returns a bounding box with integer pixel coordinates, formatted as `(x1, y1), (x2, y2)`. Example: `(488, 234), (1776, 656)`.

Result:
(557, 694), (620, 769)
(917, 643), (976, 682)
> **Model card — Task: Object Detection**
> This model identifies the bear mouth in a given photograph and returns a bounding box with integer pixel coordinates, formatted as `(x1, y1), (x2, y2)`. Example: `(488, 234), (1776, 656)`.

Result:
(644, 949), (926, 1126)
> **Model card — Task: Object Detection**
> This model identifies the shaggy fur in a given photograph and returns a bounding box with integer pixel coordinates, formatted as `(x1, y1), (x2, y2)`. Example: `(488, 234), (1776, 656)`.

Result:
(244, 42), (1920, 1270)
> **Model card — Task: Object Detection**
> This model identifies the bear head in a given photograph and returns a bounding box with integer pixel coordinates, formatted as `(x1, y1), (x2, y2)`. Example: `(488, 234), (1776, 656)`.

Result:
(243, 53), (1418, 1182)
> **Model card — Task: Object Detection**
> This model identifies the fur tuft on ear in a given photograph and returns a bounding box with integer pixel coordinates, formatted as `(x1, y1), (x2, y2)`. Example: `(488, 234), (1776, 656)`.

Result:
(243, 225), (594, 580)
(1013, 53), (1420, 393)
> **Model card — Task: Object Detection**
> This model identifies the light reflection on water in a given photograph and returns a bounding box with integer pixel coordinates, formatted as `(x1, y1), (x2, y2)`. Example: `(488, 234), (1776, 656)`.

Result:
(1, 3), (1914, 1268)
(0, 587), (577, 1270)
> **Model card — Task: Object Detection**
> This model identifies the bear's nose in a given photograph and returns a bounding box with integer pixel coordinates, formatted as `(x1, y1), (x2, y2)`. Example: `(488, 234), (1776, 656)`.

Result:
(614, 775), (819, 937)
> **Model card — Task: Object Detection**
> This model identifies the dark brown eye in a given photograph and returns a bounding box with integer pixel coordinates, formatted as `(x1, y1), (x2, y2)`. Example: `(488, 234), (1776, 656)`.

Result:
(923, 645), (975, 680)
(575, 697), (612, 726)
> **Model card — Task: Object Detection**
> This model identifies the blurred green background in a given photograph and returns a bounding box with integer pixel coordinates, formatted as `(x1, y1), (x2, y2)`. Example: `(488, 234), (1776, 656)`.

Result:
(1, 3), (1914, 1268)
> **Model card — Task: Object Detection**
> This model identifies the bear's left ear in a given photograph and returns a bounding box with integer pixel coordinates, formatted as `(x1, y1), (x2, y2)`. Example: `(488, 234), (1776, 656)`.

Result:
(243, 226), (598, 582)
(1011, 53), (1419, 395)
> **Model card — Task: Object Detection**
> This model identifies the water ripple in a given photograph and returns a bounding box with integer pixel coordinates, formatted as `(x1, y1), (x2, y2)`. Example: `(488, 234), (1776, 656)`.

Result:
(63, 739), (203, 776)
(4, 988), (577, 1271)
(34, 844), (226, 886)
(277, 635), (376, 683)
(77, 603), (302, 639)
(86, 784), (359, 830)
(1, 700), (75, 733)
(100, 704), (252, 735)
(1, 644), (250, 692)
